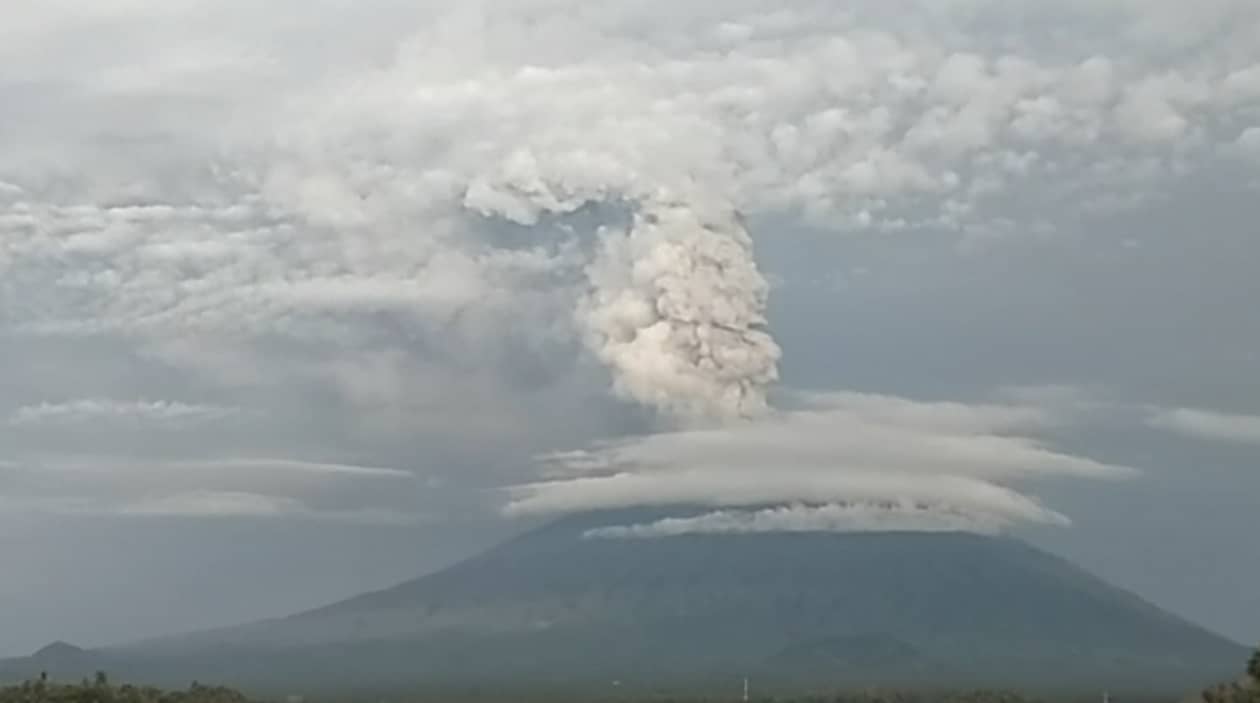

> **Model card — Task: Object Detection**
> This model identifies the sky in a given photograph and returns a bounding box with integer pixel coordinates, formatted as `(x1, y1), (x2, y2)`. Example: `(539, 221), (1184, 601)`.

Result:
(1, 0), (1259, 656)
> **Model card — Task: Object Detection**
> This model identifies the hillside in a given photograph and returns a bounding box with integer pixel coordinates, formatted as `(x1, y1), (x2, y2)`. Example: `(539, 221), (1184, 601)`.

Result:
(1, 510), (1246, 694)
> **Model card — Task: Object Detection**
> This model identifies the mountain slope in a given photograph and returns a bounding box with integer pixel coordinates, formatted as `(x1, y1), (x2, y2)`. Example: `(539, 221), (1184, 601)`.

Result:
(2, 510), (1246, 693)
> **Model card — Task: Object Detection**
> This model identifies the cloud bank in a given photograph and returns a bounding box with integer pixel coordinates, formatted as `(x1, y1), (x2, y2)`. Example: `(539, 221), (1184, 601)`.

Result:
(6, 0), (1259, 370)
(1, 0), (1257, 525)
(0, 455), (420, 524)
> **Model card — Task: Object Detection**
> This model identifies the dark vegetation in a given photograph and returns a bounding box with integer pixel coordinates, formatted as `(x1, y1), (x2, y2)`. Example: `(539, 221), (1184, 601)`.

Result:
(0, 677), (1055, 703)
(0, 674), (247, 703)
(1197, 646), (1260, 703)
(1, 645), (1254, 703)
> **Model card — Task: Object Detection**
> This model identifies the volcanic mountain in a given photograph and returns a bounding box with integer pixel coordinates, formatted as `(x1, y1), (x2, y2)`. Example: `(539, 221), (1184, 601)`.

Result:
(1, 510), (1245, 695)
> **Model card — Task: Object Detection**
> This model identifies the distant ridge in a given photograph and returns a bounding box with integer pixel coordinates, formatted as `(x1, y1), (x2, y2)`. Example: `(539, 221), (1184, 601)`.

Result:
(32, 642), (85, 659)
(0, 510), (1246, 695)
(0, 641), (94, 682)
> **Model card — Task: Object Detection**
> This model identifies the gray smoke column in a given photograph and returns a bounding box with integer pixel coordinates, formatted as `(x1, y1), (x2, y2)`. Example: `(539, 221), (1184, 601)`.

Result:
(582, 194), (780, 421)
(464, 163), (781, 423)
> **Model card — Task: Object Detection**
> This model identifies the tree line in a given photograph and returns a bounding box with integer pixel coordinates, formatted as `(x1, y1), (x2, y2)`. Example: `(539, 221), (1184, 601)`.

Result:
(0, 673), (251, 703)
(1199, 646), (1260, 703)
(2, 647), (1254, 703)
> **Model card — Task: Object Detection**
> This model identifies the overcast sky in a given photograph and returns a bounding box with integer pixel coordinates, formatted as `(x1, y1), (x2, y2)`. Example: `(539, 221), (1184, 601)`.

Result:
(2, 0), (1258, 657)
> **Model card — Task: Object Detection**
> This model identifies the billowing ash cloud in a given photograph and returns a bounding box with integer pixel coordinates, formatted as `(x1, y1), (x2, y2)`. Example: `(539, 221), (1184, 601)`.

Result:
(466, 172), (780, 420)
(582, 196), (780, 420)
(462, 154), (780, 420)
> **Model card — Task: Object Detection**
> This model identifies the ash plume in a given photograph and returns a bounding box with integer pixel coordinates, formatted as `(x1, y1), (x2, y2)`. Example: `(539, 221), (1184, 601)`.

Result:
(465, 173), (780, 423)
(582, 196), (780, 421)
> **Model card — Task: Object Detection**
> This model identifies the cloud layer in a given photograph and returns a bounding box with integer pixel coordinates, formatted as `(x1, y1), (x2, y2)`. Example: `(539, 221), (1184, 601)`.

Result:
(6, 0), (1259, 357)
(9, 399), (239, 428)
(0, 455), (421, 523)
(511, 391), (1135, 533)
(2, 0), (1258, 525)
(584, 502), (1020, 539)
(1148, 407), (1260, 446)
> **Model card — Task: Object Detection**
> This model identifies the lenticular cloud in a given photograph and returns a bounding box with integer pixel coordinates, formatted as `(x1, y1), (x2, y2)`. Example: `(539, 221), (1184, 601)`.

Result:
(509, 392), (1137, 535)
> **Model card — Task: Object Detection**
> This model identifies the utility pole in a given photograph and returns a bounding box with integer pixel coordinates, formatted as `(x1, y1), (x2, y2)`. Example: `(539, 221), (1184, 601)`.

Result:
(743, 676), (750, 702)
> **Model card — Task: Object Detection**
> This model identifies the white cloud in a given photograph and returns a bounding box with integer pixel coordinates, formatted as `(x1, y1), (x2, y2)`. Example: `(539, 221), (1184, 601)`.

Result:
(3, 0), (1257, 423)
(0, 455), (421, 522)
(1148, 407), (1260, 446)
(15, 455), (417, 483)
(153, 458), (414, 479)
(9, 399), (239, 427)
(117, 491), (420, 525)
(1238, 127), (1260, 155)
(790, 390), (1058, 434)
(0, 0), (1255, 528)
(509, 390), (1134, 531)
(585, 502), (1020, 539)
(0, 490), (419, 525)
(120, 491), (305, 518)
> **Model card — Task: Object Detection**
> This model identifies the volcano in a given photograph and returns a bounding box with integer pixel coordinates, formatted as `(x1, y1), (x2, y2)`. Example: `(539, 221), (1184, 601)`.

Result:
(1, 510), (1245, 695)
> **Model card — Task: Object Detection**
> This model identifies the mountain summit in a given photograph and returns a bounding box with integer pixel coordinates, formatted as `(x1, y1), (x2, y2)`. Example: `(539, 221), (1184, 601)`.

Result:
(2, 510), (1245, 694)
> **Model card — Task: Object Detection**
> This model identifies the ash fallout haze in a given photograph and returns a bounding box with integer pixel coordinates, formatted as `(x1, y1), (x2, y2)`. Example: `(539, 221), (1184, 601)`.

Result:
(1, 0), (1258, 681)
